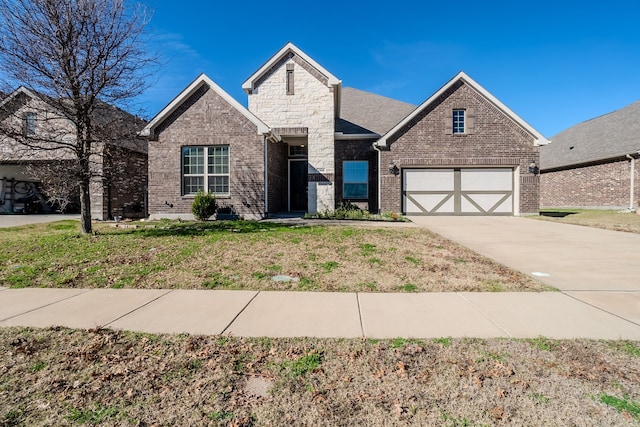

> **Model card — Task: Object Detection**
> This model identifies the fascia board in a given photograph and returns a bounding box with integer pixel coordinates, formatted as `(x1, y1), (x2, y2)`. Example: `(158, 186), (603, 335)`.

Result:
(141, 74), (269, 138)
(242, 42), (340, 93)
(376, 72), (549, 147)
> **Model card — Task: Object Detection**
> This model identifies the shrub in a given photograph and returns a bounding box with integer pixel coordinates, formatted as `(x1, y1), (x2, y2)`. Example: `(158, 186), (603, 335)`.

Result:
(191, 190), (217, 221)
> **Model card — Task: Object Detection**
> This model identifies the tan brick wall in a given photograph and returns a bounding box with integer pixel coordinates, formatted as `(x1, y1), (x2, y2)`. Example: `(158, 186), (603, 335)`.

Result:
(148, 84), (265, 219)
(379, 81), (540, 215)
(541, 159), (640, 209)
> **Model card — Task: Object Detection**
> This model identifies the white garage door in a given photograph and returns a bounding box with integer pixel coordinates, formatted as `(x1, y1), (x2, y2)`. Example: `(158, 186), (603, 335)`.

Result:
(403, 168), (514, 215)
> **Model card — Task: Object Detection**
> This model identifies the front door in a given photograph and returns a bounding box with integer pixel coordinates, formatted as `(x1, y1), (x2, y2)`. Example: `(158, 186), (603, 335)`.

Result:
(289, 160), (308, 211)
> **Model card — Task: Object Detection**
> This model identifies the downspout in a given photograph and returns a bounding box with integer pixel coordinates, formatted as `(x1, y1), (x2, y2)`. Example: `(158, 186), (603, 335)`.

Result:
(372, 142), (382, 214)
(626, 154), (636, 210)
(264, 136), (269, 219)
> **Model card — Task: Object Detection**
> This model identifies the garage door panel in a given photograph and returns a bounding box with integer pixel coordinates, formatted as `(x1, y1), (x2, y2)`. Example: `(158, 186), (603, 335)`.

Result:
(403, 168), (514, 216)
(461, 169), (512, 191)
(462, 193), (513, 213)
(404, 169), (454, 191)
(406, 193), (454, 214)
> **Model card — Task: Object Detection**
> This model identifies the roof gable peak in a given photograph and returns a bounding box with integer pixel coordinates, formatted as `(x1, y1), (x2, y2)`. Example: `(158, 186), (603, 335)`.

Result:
(242, 42), (341, 93)
(376, 71), (549, 147)
(140, 73), (269, 138)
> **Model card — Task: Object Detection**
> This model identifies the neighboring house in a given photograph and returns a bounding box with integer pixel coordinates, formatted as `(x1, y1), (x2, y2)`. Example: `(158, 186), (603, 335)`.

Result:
(540, 101), (640, 210)
(0, 86), (148, 219)
(142, 42), (548, 219)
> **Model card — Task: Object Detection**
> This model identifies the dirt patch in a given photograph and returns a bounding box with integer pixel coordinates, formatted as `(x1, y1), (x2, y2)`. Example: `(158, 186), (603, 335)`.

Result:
(1, 327), (638, 426)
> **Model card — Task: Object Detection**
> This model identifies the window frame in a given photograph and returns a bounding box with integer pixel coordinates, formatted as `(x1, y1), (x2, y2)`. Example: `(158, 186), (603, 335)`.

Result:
(453, 109), (465, 134)
(181, 145), (230, 196)
(342, 160), (369, 200)
(23, 112), (36, 136)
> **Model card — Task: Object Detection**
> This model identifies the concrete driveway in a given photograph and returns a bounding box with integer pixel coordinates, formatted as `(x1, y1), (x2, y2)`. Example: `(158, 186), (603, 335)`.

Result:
(409, 216), (640, 292)
(410, 216), (640, 328)
(0, 214), (79, 228)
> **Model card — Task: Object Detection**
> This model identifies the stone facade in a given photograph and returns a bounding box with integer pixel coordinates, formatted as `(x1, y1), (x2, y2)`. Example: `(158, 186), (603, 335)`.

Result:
(541, 159), (640, 209)
(247, 53), (335, 213)
(379, 81), (540, 215)
(148, 84), (266, 220)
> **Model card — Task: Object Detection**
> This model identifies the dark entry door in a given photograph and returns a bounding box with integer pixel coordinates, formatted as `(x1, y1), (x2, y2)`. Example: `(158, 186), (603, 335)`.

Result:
(289, 161), (308, 211)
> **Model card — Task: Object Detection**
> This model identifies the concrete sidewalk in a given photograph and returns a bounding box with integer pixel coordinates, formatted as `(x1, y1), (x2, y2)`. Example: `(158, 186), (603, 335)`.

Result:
(1, 287), (638, 340)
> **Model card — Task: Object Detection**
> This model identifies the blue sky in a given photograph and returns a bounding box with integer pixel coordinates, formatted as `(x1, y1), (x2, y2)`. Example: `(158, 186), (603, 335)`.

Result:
(138, 0), (640, 138)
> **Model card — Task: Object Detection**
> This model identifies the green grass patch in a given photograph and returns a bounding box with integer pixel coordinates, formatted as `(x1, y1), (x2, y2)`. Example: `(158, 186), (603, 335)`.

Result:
(66, 404), (119, 424)
(359, 243), (376, 256)
(202, 272), (234, 289)
(433, 337), (452, 347)
(405, 256), (420, 265)
(283, 352), (323, 378)
(528, 336), (556, 352)
(398, 283), (418, 292)
(321, 261), (339, 273)
(598, 393), (640, 420)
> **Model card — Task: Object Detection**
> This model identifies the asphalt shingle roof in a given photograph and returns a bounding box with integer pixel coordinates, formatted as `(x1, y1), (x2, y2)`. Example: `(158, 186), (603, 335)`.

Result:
(541, 100), (640, 170)
(337, 87), (416, 136)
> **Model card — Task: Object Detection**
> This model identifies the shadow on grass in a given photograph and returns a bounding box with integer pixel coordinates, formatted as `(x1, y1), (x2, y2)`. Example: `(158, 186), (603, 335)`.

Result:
(539, 211), (579, 218)
(103, 220), (309, 238)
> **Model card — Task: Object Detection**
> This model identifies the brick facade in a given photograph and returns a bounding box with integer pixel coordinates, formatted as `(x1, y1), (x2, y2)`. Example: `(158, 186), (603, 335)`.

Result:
(266, 141), (288, 213)
(541, 159), (640, 208)
(379, 81), (540, 215)
(334, 139), (378, 212)
(148, 84), (266, 220)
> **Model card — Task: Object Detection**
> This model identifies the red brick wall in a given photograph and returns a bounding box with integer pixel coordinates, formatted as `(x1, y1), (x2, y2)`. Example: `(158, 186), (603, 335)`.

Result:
(334, 139), (378, 212)
(379, 81), (540, 215)
(541, 159), (640, 208)
(104, 144), (147, 219)
(266, 141), (287, 213)
(148, 84), (265, 218)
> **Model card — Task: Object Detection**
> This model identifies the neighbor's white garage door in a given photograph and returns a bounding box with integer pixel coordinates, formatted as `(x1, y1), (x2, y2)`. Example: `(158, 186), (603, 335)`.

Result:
(403, 168), (514, 215)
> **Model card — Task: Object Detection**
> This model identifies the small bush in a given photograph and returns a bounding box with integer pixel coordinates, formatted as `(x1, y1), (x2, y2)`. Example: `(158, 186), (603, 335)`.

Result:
(191, 190), (217, 221)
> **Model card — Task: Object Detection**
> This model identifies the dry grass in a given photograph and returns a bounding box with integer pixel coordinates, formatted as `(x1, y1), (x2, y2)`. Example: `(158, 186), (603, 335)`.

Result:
(0, 220), (547, 292)
(535, 209), (640, 233)
(1, 327), (639, 426)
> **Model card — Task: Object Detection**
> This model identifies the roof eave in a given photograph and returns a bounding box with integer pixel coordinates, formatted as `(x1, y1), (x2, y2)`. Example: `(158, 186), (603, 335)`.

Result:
(376, 71), (549, 148)
(242, 42), (341, 94)
(142, 73), (270, 139)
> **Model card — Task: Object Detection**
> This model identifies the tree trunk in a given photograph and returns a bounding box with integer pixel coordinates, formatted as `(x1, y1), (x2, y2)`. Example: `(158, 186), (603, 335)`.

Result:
(79, 177), (92, 234)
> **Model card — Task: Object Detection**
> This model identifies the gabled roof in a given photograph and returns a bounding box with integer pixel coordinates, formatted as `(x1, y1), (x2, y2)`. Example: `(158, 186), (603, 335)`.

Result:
(0, 86), (42, 109)
(375, 71), (549, 148)
(140, 73), (270, 139)
(541, 100), (640, 170)
(242, 42), (341, 93)
(337, 87), (416, 137)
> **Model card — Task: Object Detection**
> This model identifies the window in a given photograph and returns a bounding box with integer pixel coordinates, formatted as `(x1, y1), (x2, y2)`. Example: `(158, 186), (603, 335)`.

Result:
(289, 145), (307, 157)
(286, 64), (294, 95)
(343, 161), (368, 199)
(182, 145), (229, 196)
(453, 109), (465, 134)
(24, 112), (36, 136)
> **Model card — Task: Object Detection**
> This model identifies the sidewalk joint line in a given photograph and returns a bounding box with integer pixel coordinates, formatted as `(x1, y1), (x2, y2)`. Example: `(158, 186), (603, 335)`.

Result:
(456, 293), (512, 337)
(561, 291), (640, 328)
(103, 290), (174, 328)
(356, 293), (365, 338)
(220, 291), (261, 336)
(0, 289), (91, 323)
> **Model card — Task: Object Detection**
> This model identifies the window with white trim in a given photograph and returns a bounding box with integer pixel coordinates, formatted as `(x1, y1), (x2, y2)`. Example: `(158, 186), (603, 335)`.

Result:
(182, 145), (229, 196)
(453, 109), (465, 134)
(343, 161), (368, 199)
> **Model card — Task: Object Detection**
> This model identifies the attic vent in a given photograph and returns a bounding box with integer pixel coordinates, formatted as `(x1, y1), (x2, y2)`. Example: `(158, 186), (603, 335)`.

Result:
(286, 63), (294, 95)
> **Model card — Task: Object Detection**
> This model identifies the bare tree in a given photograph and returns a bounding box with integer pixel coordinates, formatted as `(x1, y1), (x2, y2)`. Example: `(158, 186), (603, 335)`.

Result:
(0, 0), (155, 233)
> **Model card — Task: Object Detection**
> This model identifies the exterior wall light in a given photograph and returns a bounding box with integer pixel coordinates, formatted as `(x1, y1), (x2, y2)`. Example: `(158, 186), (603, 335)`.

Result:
(388, 163), (400, 176)
(528, 161), (539, 175)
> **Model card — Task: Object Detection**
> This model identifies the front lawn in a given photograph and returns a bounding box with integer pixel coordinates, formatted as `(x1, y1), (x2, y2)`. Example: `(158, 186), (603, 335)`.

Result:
(1, 327), (638, 426)
(0, 219), (546, 292)
(536, 209), (640, 233)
